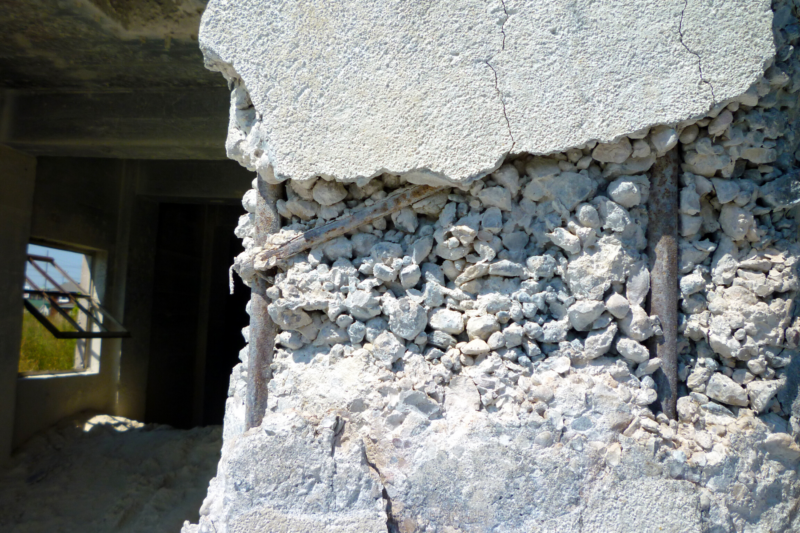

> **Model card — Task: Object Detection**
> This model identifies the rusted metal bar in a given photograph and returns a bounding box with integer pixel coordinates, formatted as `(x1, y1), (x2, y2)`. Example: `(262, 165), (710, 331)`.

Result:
(29, 253), (86, 291)
(24, 271), (84, 332)
(246, 176), (282, 430)
(27, 256), (100, 323)
(254, 184), (443, 270)
(647, 147), (680, 420)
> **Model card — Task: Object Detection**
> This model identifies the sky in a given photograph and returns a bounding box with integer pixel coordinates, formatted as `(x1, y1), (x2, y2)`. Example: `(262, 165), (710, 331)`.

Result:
(25, 244), (86, 291)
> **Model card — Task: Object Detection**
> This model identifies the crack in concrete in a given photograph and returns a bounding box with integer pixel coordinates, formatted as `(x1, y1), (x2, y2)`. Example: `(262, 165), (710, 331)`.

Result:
(364, 450), (400, 533)
(486, 0), (515, 154)
(498, 0), (509, 51)
(329, 416), (345, 457)
(485, 60), (516, 152)
(678, 0), (716, 105)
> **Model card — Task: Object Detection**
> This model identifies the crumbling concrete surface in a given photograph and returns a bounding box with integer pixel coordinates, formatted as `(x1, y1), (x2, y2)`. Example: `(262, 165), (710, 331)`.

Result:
(184, 0), (800, 532)
(199, 0), (773, 185)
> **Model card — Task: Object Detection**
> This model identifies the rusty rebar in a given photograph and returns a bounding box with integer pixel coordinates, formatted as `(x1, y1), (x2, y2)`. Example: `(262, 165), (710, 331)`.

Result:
(647, 147), (680, 420)
(246, 176), (281, 430)
(253, 184), (442, 270)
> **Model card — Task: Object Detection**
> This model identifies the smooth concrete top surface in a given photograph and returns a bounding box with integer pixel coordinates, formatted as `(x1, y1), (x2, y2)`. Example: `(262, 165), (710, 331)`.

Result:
(200, 0), (774, 185)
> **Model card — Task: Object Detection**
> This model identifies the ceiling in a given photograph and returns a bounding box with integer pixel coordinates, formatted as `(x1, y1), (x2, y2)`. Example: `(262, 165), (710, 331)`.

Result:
(0, 0), (223, 90)
(0, 0), (230, 159)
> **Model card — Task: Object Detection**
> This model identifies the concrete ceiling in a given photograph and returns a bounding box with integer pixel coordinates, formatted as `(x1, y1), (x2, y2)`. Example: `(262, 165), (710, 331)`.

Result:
(0, 0), (230, 159)
(0, 0), (222, 90)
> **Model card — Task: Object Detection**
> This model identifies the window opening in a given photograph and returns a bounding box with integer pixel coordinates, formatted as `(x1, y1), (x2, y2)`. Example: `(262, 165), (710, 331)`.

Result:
(20, 244), (129, 375)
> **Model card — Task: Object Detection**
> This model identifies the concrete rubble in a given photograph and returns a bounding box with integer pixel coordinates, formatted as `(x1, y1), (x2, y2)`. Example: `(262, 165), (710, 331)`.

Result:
(184, 0), (800, 532)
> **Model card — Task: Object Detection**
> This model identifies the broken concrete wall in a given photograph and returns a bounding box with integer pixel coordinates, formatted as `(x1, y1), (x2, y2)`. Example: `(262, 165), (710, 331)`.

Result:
(185, 1), (800, 532)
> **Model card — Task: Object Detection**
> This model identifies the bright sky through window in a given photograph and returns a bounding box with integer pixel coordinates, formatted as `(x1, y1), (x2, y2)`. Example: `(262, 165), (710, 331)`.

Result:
(26, 244), (85, 290)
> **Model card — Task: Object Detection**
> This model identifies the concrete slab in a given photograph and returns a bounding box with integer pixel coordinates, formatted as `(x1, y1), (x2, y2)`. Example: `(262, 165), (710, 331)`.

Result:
(199, 0), (774, 185)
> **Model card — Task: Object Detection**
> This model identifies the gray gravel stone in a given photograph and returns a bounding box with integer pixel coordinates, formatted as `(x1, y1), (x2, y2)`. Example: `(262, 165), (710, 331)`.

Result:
(372, 331), (405, 366)
(466, 315), (500, 340)
(706, 373), (749, 407)
(429, 309), (465, 335)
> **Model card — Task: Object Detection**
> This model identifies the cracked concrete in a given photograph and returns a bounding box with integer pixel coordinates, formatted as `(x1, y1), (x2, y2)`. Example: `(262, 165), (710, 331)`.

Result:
(199, 0), (773, 186)
(486, 0), (516, 154)
(184, 2), (799, 532)
(484, 61), (515, 154)
(678, 0), (717, 105)
(365, 451), (400, 533)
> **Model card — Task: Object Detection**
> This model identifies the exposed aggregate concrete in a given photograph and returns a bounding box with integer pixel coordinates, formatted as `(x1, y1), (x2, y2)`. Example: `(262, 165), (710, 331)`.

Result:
(185, 2), (800, 531)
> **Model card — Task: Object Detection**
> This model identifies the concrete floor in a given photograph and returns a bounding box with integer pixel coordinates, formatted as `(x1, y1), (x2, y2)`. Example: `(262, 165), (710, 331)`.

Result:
(0, 413), (221, 533)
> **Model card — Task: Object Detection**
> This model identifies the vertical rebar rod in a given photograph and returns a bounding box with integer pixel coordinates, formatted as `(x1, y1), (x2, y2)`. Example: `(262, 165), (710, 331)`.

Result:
(246, 176), (281, 430)
(647, 147), (680, 420)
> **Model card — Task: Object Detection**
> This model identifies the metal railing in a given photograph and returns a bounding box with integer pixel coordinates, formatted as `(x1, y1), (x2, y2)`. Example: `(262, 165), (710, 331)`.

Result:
(23, 254), (130, 339)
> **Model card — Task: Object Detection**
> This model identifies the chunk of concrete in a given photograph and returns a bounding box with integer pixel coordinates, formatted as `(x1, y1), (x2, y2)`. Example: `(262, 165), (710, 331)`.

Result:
(200, 0), (773, 184)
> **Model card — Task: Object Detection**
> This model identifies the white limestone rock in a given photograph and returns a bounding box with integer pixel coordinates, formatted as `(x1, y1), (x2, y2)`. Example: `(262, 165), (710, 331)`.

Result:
(391, 207), (418, 233)
(372, 331), (405, 366)
(616, 337), (650, 364)
(605, 293), (630, 319)
(607, 175), (649, 208)
(429, 309), (465, 335)
(312, 180), (348, 206)
(576, 204), (601, 228)
(548, 228), (582, 255)
(584, 323), (618, 359)
(399, 263), (421, 288)
(626, 261), (650, 306)
(490, 164), (520, 196)
(747, 379), (784, 413)
(649, 125), (679, 155)
(706, 373), (749, 407)
(527, 255), (557, 280)
(383, 296), (427, 340)
(567, 300), (606, 331)
(619, 304), (660, 341)
(523, 172), (595, 211)
(478, 186), (513, 211)
(489, 260), (525, 277)
(711, 178), (741, 204)
(719, 204), (756, 241)
(461, 339), (490, 356)
(592, 138), (632, 163)
(566, 239), (635, 300)
(467, 315), (501, 340)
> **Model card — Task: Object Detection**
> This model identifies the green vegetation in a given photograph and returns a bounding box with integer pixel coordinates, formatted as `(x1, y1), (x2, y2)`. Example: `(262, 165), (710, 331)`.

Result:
(18, 307), (79, 373)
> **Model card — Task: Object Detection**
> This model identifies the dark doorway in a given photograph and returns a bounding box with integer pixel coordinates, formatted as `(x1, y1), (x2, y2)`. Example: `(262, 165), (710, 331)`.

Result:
(145, 203), (247, 428)
(202, 224), (250, 425)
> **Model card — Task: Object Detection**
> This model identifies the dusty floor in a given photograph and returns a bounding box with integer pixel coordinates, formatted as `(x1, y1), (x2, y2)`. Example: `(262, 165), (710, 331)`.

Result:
(0, 413), (220, 533)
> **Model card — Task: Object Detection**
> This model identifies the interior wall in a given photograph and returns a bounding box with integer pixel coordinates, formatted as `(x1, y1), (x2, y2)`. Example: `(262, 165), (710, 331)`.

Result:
(6, 156), (252, 452)
(115, 196), (159, 422)
(13, 157), (133, 448)
(0, 146), (36, 464)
